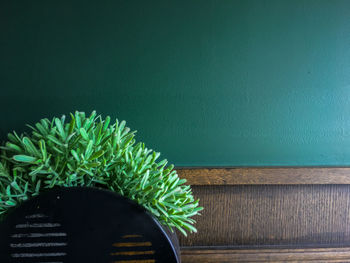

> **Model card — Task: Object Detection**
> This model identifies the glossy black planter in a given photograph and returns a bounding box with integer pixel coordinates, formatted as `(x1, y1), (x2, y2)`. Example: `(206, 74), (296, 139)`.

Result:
(0, 187), (180, 263)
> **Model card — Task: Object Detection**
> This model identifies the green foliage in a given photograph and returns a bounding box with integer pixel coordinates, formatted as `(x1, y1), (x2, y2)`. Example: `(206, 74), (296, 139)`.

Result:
(0, 111), (203, 236)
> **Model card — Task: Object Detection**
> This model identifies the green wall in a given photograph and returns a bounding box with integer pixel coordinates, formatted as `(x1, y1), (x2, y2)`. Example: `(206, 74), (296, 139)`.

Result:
(1, 0), (350, 166)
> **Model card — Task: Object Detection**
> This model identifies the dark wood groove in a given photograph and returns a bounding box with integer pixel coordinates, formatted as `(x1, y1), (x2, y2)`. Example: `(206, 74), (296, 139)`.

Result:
(180, 247), (350, 262)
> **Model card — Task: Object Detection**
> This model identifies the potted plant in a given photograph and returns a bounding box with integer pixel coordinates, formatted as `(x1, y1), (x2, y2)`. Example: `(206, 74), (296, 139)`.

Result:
(0, 111), (203, 261)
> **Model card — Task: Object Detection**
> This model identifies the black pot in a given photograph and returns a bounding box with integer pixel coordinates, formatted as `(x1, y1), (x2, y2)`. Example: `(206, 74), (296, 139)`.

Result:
(0, 187), (181, 263)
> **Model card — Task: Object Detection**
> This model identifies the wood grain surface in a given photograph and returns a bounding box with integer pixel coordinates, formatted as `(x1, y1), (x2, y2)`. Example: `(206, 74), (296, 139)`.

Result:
(177, 168), (350, 261)
(177, 167), (350, 185)
(181, 247), (350, 262)
(178, 185), (350, 247)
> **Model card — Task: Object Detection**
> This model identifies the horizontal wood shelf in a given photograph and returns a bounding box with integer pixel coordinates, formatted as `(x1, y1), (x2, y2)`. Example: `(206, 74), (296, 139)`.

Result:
(178, 184), (350, 247)
(177, 167), (350, 185)
(181, 246), (350, 262)
(176, 167), (350, 261)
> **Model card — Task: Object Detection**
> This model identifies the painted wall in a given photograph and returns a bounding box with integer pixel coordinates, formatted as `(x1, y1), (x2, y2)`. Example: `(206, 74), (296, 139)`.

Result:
(1, 0), (350, 166)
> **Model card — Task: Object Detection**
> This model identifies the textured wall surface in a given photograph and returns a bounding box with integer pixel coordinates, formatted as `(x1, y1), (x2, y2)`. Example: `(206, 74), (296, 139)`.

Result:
(1, 0), (350, 166)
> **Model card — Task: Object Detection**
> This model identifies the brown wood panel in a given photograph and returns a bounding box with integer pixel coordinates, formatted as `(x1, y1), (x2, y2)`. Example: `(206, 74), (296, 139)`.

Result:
(181, 247), (350, 262)
(179, 185), (350, 247)
(177, 167), (350, 185)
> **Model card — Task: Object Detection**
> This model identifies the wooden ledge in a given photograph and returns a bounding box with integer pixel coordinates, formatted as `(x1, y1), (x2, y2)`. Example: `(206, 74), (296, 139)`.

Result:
(177, 167), (350, 185)
(181, 246), (350, 262)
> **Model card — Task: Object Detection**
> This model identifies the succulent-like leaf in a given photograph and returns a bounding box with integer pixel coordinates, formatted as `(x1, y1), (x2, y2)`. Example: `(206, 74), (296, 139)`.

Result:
(13, 155), (37, 163)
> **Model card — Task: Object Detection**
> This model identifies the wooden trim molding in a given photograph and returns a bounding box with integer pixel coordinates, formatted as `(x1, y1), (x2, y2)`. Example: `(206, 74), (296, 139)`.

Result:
(181, 247), (350, 262)
(177, 167), (350, 185)
(177, 168), (350, 262)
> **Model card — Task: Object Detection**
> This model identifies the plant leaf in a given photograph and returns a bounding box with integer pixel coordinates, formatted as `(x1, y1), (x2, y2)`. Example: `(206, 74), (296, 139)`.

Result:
(13, 155), (37, 163)
(88, 150), (104, 161)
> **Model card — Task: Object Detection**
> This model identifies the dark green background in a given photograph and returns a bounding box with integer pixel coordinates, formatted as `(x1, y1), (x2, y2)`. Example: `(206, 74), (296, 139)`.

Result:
(1, 0), (350, 166)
